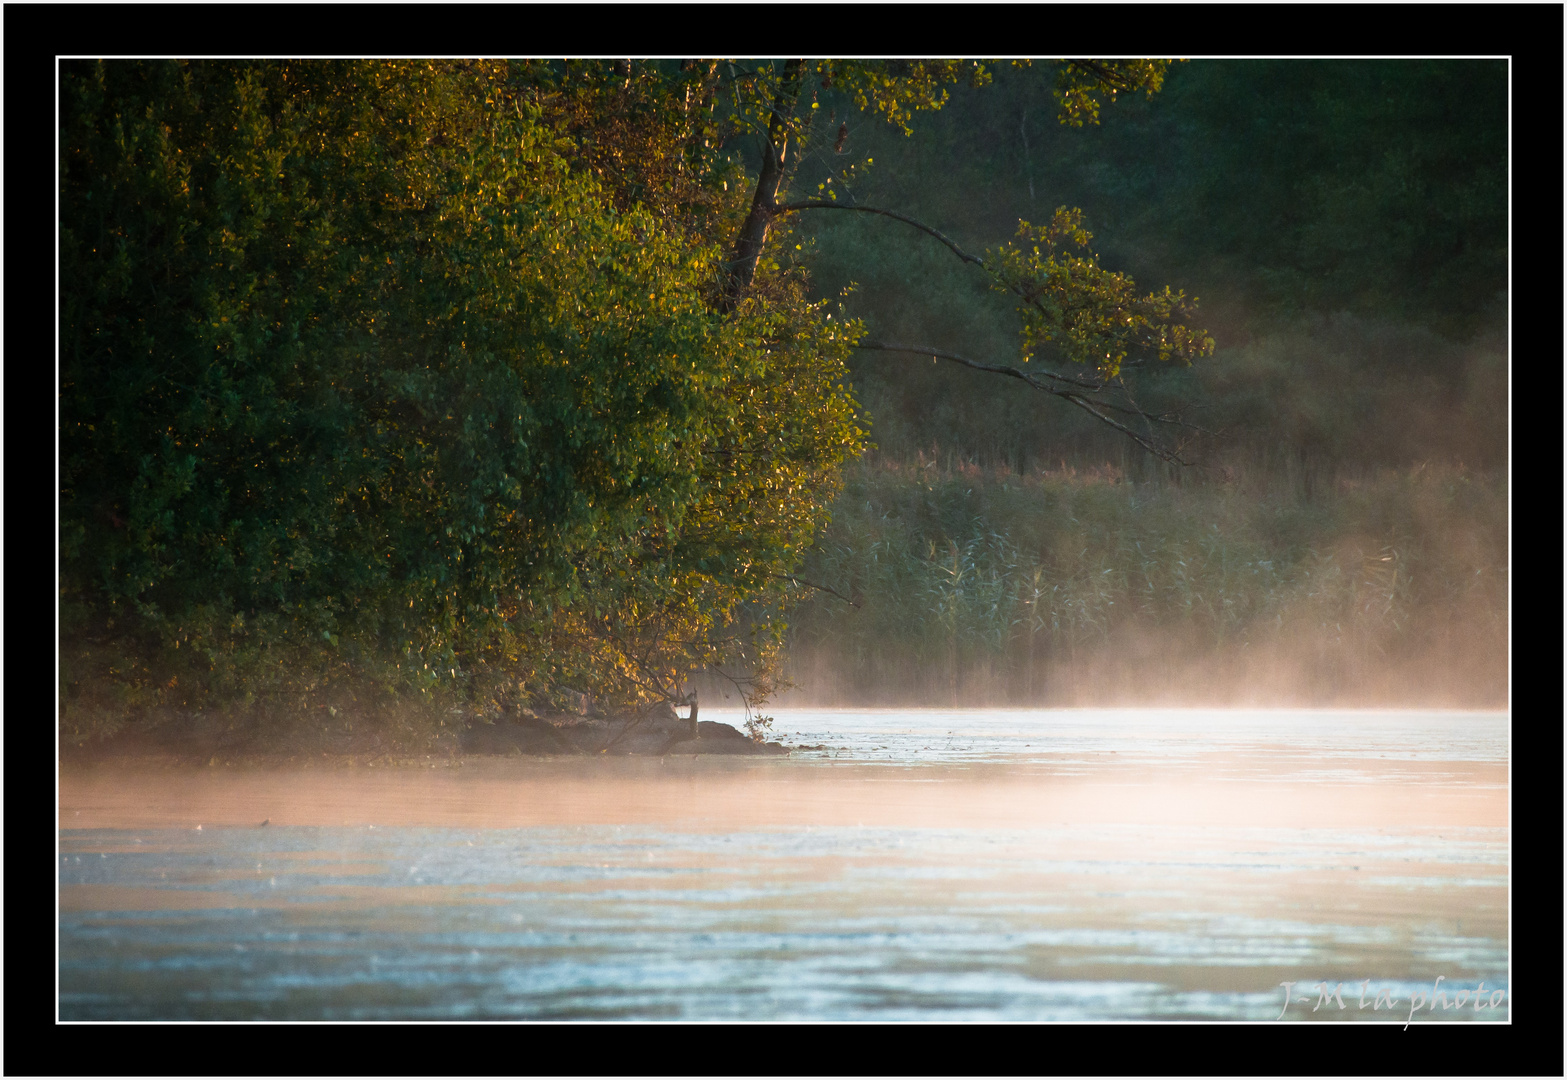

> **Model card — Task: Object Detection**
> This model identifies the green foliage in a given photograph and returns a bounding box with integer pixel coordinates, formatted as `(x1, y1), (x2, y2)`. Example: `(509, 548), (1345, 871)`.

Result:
(1052, 60), (1170, 127)
(60, 60), (863, 743)
(990, 207), (1212, 375)
(817, 60), (994, 134)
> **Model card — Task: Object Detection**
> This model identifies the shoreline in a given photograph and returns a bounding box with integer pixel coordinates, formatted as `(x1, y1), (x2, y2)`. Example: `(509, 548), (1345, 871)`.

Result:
(59, 713), (792, 770)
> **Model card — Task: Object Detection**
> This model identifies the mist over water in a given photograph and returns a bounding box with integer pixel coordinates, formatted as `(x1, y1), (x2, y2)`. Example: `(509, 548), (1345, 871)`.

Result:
(60, 708), (1507, 1021)
(58, 58), (1508, 1026)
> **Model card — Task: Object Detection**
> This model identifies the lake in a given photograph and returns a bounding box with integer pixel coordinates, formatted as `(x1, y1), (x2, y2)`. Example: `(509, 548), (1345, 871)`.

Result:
(58, 708), (1508, 1022)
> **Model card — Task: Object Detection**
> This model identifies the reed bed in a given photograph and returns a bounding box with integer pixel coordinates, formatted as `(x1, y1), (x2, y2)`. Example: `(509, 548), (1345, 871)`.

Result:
(782, 456), (1507, 708)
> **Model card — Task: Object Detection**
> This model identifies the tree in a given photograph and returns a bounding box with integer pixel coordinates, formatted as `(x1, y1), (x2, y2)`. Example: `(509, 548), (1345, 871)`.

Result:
(59, 58), (1210, 745)
(713, 59), (1216, 461)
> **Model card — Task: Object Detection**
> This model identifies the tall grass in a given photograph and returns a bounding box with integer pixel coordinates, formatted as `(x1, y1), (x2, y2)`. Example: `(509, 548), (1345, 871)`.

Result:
(783, 456), (1507, 707)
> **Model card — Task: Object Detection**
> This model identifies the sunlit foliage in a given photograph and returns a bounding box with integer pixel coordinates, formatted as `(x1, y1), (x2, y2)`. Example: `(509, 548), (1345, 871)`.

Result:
(60, 59), (862, 738)
(990, 207), (1211, 376)
(61, 57), (1216, 745)
(1052, 60), (1170, 127)
(817, 60), (994, 134)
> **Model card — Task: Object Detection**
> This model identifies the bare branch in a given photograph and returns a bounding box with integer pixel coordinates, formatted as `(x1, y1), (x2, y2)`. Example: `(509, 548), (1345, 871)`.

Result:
(1054, 391), (1191, 466)
(1065, 59), (1133, 92)
(772, 572), (859, 608)
(855, 340), (1193, 466)
(772, 200), (987, 270)
(704, 663), (776, 733)
(857, 339), (1102, 391)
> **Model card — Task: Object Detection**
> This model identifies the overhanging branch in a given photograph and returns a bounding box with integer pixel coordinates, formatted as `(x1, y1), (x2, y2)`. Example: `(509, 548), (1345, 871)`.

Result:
(860, 339), (1105, 391)
(773, 200), (987, 270)
(855, 339), (1194, 466)
(774, 201), (1203, 364)
(772, 572), (859, 608)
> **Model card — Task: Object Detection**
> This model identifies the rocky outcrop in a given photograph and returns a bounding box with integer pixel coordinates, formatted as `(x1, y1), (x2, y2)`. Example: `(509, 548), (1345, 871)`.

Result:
(458, 704), (789, 756)
(661, 720), (790, 756)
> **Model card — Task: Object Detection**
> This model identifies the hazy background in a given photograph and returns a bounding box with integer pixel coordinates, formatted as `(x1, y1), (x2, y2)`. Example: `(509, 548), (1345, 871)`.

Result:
(762, 60), (1507, 708)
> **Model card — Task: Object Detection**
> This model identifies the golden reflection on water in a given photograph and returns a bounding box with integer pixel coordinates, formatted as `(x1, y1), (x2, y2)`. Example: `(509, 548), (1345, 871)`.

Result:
(59, 754), (1506, 832)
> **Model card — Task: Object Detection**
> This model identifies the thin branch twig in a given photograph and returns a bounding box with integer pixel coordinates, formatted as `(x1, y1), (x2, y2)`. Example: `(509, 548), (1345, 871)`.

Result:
(772, 572), (859, 608)
(859, 338), (1106, 391)
(773, 200), (987, 270)
(855, 340), (1192, 466)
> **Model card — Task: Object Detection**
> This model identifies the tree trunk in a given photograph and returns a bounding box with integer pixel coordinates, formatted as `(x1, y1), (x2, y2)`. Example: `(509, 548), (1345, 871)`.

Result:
(721, 60), (803, 309)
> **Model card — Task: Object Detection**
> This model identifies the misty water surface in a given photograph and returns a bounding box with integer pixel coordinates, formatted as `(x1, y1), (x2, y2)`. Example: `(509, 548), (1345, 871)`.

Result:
(59, 709), (1508, 1021)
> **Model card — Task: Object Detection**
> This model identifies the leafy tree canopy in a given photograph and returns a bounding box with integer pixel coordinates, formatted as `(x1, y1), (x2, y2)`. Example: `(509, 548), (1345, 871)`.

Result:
(60, 58), (1206, 741)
